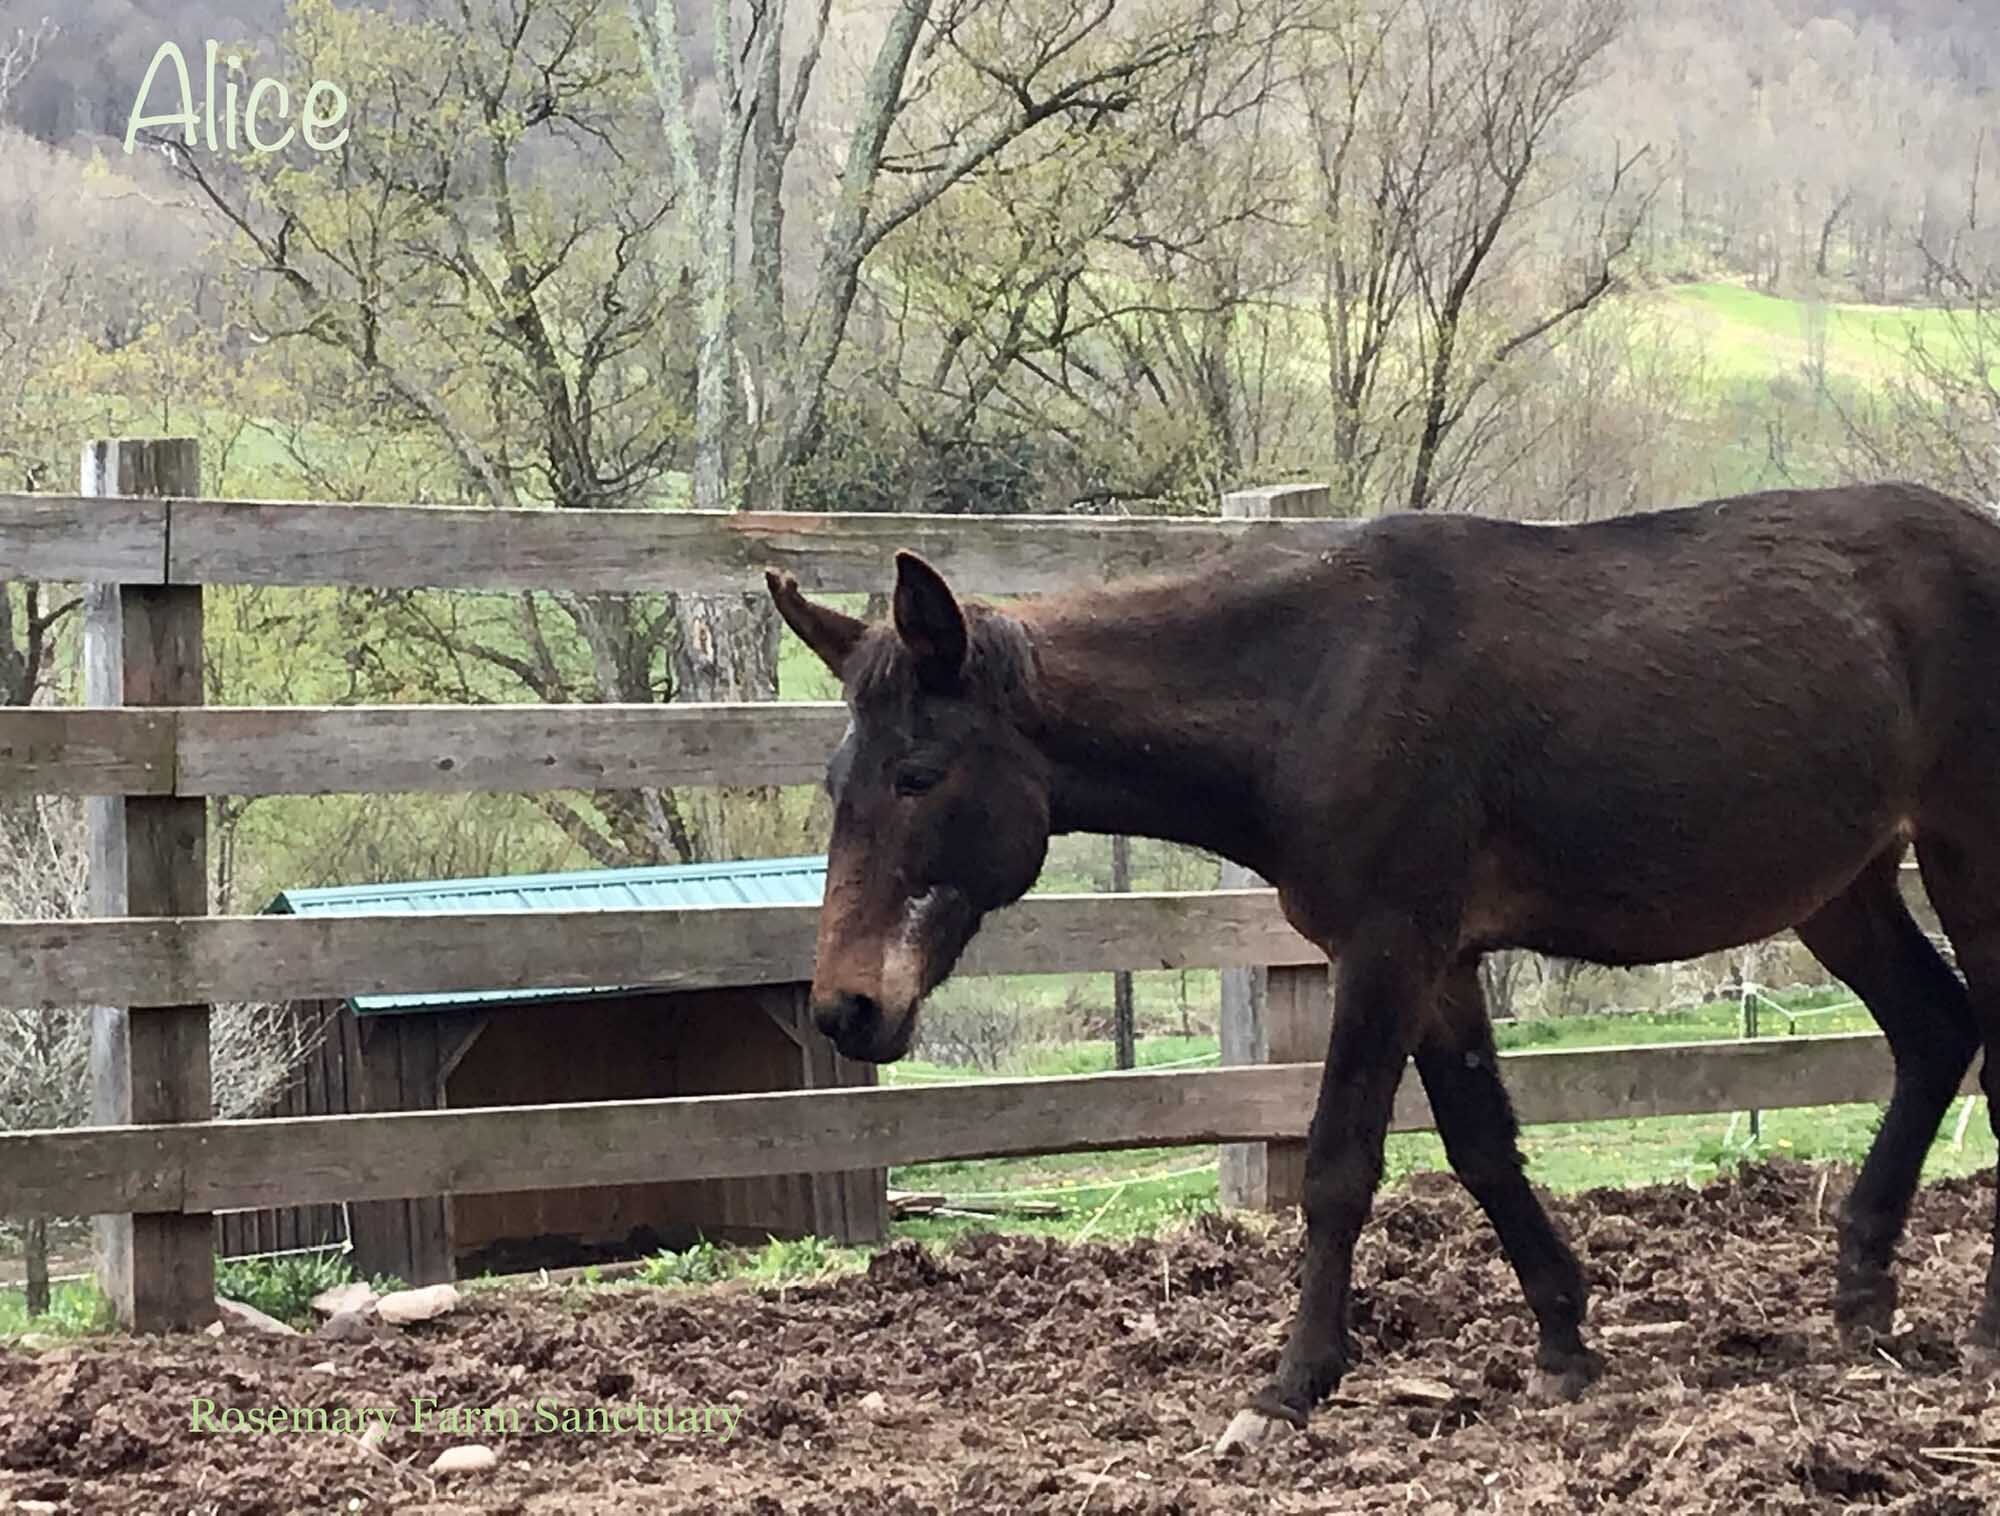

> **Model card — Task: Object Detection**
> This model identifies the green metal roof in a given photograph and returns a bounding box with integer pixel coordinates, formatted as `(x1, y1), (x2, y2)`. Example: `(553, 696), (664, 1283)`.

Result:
(266, 856), (828, 1015)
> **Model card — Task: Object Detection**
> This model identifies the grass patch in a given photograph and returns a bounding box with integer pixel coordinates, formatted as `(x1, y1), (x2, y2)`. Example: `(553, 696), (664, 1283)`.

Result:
(878, 985), (1994, 1245)
(1652, 282), (1968, 388)
(211, 1253), (404, 1330)
(887, 1032), (1217, 1084)
(634, 1234), (865, 1292)
(0, 1278), (113, 1342)
(878, 1094), (1994, 1250)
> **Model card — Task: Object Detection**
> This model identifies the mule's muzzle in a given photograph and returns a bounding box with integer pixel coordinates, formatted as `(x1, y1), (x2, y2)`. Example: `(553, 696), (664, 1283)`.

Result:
(811, 990), (915, 1064)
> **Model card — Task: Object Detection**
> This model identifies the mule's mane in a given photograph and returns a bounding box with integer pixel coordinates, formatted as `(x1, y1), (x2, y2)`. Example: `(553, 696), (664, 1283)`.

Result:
(847, 602), (1041, 712)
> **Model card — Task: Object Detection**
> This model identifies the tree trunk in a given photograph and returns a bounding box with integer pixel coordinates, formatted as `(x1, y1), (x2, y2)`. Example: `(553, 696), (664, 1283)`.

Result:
(671, 593), (781, 704)
(1816, 193), (1850, 279)
(672, 591), (783, 862)
(742, 27), (788, 496)
(772, 0), (933, 495)
(1407, 317), (1458, 512)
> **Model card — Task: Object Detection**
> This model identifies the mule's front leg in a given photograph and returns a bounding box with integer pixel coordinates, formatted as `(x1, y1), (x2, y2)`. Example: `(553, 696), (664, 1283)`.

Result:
(1216, 924), (1430, 1453)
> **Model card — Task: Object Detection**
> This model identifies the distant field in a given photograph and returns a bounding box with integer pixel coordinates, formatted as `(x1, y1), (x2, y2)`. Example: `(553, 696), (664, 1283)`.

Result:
(1650, 281), (1967, 388)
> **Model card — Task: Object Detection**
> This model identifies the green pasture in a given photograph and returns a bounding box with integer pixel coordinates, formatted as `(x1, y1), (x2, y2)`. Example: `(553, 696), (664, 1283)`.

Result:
(1651, 281), (1975, 389)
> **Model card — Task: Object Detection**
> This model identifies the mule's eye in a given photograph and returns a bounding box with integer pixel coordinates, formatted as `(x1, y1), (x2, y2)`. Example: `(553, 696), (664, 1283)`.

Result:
(894, 764), (942, 797)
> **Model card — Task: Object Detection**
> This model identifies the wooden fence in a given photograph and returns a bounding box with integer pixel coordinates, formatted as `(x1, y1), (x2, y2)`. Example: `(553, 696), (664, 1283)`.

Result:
(0, 441), (1923, 1330)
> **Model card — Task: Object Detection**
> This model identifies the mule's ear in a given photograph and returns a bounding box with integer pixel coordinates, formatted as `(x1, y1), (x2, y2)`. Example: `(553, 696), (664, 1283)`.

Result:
(766, 569), (865, 678)
(893, 551), (967, 690)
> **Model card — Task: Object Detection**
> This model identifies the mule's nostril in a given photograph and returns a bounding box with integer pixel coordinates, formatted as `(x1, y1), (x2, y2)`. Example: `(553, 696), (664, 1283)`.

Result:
(814, 992), (880, 1042)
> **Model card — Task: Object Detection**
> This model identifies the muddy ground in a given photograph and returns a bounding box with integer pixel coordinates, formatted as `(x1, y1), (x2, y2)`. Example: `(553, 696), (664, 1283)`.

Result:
(6, 1162), (2000, 1513)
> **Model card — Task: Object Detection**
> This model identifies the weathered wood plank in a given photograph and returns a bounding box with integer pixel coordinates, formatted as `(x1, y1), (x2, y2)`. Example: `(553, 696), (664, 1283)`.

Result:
(0, 709), (175, 795)
(0, 703), (845, 796)
(80, 437), (214, 1334)
(1262, 963), (1335, 1210)
(165, 500), (1344, 594)
(0, 1034), (1907, 1217)
(174, 702), (848, 794)
(0, 493), (166, 583)
(1218, 483), (1328, 1211)
(0, 890), (1320, 1009)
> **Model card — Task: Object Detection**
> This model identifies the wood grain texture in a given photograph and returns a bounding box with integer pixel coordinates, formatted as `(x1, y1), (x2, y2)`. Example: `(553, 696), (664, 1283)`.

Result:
(0, 704), (849, 796)
(175, 702), (849, 794)
(1261, 963), (1336, 1210)
(0, 1034), (1907, 1217)
(0, 890), (1321, 1009)
(9, 493), (1360, 597)
(79, 438), (214, 1333)
(0, 709), (174, 795)
(165, 500), (1346, 594)
(0, 493), (166, 583)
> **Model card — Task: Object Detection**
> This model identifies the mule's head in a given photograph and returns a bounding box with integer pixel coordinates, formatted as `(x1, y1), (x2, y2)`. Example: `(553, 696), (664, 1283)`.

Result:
(767, 552), (1050, 1062)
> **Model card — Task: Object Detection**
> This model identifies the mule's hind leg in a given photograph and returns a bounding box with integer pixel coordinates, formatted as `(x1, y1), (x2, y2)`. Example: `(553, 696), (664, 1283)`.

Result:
(1415, 962), (1600, 1397)
(1794, 849), (1979, 1336)
(1912, 837), (2000, 1346)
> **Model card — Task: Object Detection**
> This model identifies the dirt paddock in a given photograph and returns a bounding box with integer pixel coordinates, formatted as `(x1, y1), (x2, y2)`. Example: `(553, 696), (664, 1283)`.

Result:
(6, 1162), (2000, 1513)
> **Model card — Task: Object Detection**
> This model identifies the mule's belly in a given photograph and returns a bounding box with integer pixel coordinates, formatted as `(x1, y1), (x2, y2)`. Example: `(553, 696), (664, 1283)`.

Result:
(1451, 566), (1931, 964)
(1461, 800), (1912, 967)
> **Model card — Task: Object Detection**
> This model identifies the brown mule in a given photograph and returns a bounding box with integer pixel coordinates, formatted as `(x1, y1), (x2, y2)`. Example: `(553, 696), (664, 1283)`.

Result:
(768, 482), (2000, 1450)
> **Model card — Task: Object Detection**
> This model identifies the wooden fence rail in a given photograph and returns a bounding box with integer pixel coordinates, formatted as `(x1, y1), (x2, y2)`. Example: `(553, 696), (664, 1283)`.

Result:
(0, 1033), (1925, 1219)
(0, 891), (1316, 1009)
(0, 703), (850, 795)
(0, 494), (1348, 595)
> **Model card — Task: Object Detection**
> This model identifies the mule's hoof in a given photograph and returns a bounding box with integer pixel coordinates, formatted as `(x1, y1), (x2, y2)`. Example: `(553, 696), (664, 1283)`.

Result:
(1528, 1350), (1604, 1403)
(1836, 1314), (1897, 1352)
(1833, 1279), (1897, 1341)
(1214, 1407), (1295, 1456)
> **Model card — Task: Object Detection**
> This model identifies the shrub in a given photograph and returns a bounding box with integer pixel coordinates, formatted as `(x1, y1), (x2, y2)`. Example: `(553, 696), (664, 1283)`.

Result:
(212, 1252), (400, 1328)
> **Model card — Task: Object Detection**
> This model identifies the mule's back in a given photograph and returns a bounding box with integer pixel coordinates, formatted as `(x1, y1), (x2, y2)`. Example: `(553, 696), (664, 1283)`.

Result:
(1326, 483), (2000, 965)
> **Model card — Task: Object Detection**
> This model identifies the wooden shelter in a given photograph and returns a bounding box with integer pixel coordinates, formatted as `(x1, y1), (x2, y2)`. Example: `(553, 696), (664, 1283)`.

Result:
(214, 857), (885, 1285)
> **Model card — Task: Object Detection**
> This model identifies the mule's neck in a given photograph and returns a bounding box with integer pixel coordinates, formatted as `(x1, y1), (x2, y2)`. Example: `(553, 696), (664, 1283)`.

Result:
(1014, 569), (1320, 879)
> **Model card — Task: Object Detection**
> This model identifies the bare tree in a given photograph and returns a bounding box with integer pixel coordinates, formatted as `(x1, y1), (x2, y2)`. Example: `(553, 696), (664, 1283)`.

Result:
(0, 231), (84, 707)
(1833, 245), (2000, 504)
(625, 0), (1271, 696)
(630, 0), (1263, 510)
(0, 21), (77, 710)
(0, 16), (52, 117)
(166, 0), (739, 863)
(845, 2), (1309, 511)
(1304, 0), (1647, 514)
(1823, 124), (1997, 502)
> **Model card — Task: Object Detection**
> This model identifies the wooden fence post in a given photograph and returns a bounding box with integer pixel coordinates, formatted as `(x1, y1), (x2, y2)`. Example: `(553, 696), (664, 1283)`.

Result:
(1218, 484), (1335, 1211)
(1110, 834), (1136, 1069)
(83, 436), (215, 1331)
